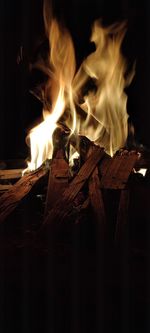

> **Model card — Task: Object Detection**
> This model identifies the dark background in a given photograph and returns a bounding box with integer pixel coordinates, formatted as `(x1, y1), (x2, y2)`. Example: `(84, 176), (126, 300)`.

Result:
(0, 0), (150, 159)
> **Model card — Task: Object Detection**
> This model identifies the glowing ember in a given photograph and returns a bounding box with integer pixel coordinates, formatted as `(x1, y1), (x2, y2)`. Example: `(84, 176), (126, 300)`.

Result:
(25, 2), (135, 171)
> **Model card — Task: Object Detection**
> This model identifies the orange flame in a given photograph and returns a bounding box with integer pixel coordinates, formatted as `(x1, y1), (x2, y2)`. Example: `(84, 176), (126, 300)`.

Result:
(26, 17), (76, 171)
(27, 86), (65, 170)
(26, 7), (135, 171)
(75, 21), (135, 156)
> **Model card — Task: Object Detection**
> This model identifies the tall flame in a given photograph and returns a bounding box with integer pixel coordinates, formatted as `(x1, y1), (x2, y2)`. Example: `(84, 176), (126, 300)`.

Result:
(74, 21), (135, 156)
(27, 17), (76, 170)
(27, 86), (65, 170)
(26, 8), (135, 171)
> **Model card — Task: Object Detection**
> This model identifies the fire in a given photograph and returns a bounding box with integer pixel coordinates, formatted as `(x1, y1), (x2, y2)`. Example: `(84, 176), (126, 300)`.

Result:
(27, 86), (65, 170)
(134, 168), (147, 177)
(26, 18), (76, 171)
(25, 4), (135, 171)
(75, 21), (135, 156)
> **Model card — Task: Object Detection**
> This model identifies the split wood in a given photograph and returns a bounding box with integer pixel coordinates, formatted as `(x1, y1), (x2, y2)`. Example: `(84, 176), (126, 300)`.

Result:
(100, 152), (140, 189)
(89, 166), (106, 226)
(43, 146), (105, 226)
(44, 151), (70, 216)
(0, 164), (48, 223)
(0, 169), (23, 180)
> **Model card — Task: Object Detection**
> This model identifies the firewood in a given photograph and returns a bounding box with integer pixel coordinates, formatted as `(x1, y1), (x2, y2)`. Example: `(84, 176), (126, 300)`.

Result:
(98, 155), (112, 178)
(66, 194), (90, 224)
(0, 184), (13, 193)
(0, 169), (23, 180)
(70, 133), (150, 173)
(42, 146), (105, 226)
(44, 156), (69, 214)
(89, 166), (106, 229)
(0, 163), (49, 223)
(44, 127), (70, 215)
(100, 151), (139, 189)
(69, 134), (111, 174)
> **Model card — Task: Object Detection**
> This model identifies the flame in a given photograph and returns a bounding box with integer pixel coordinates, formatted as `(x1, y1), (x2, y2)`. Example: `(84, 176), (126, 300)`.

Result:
(27, 86), (65, 170)
(26, 17), (76, 171)
(25, 7), (135, 171)
(76, 21), (135, 156)
(134, 168), (147, 177)
(138, 169), (147, 177)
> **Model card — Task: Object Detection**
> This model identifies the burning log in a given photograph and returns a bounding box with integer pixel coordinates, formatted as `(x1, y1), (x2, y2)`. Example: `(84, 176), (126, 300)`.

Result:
(89, 166), (106, 238)
(0, 168), (25, 194)
(89, 166), (106, 222)
(69, 135), (93, 162)
(44, 155), (69, 214)
(99, 151), (139, 243)
(0, 184), (13, 194)
(70, 132), (150, 174)
(0, 163), (49, 223)
(44, 127), (70, 215)
(42, 145), (105, 227)
(0, 169), (23, 180)
(100, 151), (140, 189)
(69, 136), (107, 231)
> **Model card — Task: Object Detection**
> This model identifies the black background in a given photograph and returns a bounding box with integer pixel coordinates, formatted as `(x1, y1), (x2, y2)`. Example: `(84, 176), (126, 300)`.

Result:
(0, 0), (150, 159)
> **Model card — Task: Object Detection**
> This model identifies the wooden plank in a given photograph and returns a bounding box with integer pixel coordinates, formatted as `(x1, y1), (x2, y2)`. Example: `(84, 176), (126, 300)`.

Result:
(0, 184), (13, 191)
(0, 164), (48, 223)
(89, 166), (106, 235)
(100, 154), (125, 188)
(0, 169), (23, 179)
(59, 147), (104, 203)
(44, 127), (70, 215)
(98, 155), (112, 178)
(44, 152), (69, 215)
(113, 153), (139, 189)
(42, 146), (105, 226)
(101, 152), (139, 189)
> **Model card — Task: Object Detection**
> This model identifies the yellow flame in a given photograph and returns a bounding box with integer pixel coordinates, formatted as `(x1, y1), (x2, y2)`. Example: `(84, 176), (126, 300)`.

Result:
(27, 86), (65, 170)
(76, 21), (135, 156)
(26, 17), (76, 171)
(26, 9), (135, 171)
(134, 168), (147, 177)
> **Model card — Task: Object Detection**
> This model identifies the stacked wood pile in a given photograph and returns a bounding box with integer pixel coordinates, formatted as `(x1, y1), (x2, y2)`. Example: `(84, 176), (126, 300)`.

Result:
(0, 131), (150, 242)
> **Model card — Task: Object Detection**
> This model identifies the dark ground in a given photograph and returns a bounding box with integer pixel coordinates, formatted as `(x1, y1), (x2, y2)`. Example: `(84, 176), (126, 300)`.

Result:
(0, 175), (150, 332)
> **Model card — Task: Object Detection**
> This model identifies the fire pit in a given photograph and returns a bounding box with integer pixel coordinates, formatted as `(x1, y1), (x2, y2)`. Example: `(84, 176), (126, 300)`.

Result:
(0, 2), (150, 332)
(0, 4), (150, 244)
